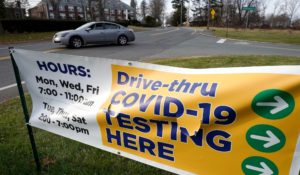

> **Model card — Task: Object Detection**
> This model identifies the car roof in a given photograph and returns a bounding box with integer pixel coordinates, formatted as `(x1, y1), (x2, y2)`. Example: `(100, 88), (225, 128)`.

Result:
(90, 21), (122, 26)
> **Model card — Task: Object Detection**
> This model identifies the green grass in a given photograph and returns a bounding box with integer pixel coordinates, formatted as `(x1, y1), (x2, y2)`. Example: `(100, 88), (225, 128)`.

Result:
(151, 55), (300, 68)
(210, 28), (300, 45)
(0, 32), (56, 44)
(2, 55), (300, 174)
(128, 25), (149, 32)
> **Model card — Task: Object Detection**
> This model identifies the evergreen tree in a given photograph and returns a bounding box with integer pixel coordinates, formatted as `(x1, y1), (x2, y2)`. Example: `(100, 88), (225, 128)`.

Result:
(171, 0), (188, 26)
(0, 0), (5, 19)
(140, 0), (147, 21)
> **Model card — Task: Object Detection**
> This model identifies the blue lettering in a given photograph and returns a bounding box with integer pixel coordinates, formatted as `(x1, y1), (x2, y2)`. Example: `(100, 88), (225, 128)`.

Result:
(206, 130), (231, 152)
(158, 142), (174, 161)
(106, 128), (121, 146)
(117, 71), (129, 85)
(163, 97), (184, 118)
(123, 132), (137, 150)
(117, 113), (133, 130)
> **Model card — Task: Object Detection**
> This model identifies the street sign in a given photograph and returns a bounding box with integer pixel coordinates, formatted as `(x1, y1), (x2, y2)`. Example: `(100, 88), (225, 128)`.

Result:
(211, 9), (216, 19)
(242, 6), (256, 11)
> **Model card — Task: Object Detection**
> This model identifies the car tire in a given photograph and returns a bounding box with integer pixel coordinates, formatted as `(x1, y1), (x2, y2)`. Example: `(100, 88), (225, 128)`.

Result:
(118, 35), (128, 46)
(69, 36), (83, 48)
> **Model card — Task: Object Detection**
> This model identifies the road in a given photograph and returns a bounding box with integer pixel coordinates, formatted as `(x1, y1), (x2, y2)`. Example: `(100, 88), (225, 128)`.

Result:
(1, 27), (300, 102)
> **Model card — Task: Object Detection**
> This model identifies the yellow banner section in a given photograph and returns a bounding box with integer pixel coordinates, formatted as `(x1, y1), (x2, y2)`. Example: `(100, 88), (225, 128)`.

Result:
(97, 65), (300, 175)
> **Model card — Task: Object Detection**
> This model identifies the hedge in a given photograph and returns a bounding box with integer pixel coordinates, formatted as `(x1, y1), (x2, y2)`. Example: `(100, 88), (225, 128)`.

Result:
(0, 19), (133, 33)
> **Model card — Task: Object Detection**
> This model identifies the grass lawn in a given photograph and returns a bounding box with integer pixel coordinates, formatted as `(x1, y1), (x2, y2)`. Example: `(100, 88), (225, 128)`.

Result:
(151, 55), (300, 68)
(128, 25), (149, 32)
(210, 28), (300, 45)
(0, 32), (56, 44)
(1, 55), (300, 174)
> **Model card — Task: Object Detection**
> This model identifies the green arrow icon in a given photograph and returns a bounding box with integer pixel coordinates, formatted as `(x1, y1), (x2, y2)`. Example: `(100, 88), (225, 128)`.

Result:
(252, 89), (295, 120)
(242, 156), (278, 175)
(246, 125), (285, 153)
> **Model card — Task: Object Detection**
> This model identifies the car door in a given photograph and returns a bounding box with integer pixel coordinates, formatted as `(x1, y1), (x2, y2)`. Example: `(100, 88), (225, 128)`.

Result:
(103, 23), (120, 42)
(85, 23), (106, 44)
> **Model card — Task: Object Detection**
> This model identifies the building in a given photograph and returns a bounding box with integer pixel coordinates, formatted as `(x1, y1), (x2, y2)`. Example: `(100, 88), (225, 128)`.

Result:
(28, 0), (135, 21)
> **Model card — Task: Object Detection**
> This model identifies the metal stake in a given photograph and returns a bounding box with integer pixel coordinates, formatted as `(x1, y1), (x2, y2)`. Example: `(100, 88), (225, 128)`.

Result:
(9, 47), (42, 172)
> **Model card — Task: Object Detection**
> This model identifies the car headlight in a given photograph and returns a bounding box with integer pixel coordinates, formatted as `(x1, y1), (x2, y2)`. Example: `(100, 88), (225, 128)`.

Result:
(61, 33), (69, 37)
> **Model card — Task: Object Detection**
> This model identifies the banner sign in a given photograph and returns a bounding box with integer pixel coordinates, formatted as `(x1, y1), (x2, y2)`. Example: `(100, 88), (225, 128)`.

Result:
(12, 49), (300, 175)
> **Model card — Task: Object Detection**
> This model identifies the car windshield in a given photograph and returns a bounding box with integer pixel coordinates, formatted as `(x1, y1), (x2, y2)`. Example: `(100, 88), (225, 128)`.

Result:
(76, 23), (94, 30)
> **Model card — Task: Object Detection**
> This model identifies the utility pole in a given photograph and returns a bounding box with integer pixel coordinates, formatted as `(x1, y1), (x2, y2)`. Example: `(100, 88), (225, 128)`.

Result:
(180, 0), (183, 26)
(245, 11), (249, 29)
(207, 0), (210, 30)
(226, 0), (229, 37)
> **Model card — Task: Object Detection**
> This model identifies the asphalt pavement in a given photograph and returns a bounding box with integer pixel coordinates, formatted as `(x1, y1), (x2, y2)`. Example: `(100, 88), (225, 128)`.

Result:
(1, 27), (300, 102)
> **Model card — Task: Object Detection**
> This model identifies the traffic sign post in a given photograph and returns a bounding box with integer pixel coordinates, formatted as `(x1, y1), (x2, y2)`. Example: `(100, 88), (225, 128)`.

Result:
(242, 6), (256, 28)
(242, 6), (256, 11)
(211, 9), (216, 20)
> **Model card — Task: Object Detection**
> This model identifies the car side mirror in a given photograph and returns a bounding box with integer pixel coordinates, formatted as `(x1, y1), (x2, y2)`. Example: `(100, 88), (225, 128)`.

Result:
(85, 28), (91, 32)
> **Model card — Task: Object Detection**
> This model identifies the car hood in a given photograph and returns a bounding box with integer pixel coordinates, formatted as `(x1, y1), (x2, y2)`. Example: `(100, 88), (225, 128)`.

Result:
(56, 30), (74, 35)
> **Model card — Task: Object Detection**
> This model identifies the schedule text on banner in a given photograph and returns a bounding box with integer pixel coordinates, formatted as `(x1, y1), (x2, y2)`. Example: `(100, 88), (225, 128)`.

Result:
(12, 49), (300, 175)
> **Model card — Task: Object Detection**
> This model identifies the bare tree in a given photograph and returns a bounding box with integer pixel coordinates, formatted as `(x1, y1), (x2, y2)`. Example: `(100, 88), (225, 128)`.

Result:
(270, 0), (282, 27)
(49, 0), (62, 19)
(130, 0), (137, 19)
(285, 0), (300, 26)
(97, 0), (106, 21)
(149, 0), (165, 23)
(235, 0), (256, 25)
(259, 0), (267, 20)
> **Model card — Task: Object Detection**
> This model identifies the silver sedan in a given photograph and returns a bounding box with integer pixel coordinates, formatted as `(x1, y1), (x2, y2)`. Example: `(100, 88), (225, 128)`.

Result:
(53, 22), (135, 48)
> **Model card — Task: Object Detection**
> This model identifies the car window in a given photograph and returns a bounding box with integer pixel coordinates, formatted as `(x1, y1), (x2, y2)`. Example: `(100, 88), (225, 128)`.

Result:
(95, 23), (104, 30)
(89, 24), (96, 30)
(104, 23), (119, 30)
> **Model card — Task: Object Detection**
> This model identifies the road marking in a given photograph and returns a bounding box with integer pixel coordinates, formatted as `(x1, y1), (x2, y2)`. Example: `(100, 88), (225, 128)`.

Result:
(252, 45), (300, 52)
(0, 81), (25, 92)
(0, 56), (9, 61)
(191, 29), (197, 35)
(151, 28), (179, 36)
(44, 48), (66, 53)
(0, 48), (66, 61)
(217, 39), (227, 44)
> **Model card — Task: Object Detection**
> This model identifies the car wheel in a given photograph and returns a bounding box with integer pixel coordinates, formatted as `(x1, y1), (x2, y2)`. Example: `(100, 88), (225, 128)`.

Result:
(118, 35), (128, 46)
(70, 36), (83, 48)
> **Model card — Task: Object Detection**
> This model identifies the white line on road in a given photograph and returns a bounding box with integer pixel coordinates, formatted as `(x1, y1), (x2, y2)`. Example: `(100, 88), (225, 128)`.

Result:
(217, 39), (227, 44)
(191, 29), (197, 35)
(0, 81), (25, 92)
(151, 28), (179, 36)
(0, 48), (66, 61)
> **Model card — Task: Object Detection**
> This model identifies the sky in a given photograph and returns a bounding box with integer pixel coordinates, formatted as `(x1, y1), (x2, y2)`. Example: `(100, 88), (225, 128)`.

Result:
(29, 0), (299, 19)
